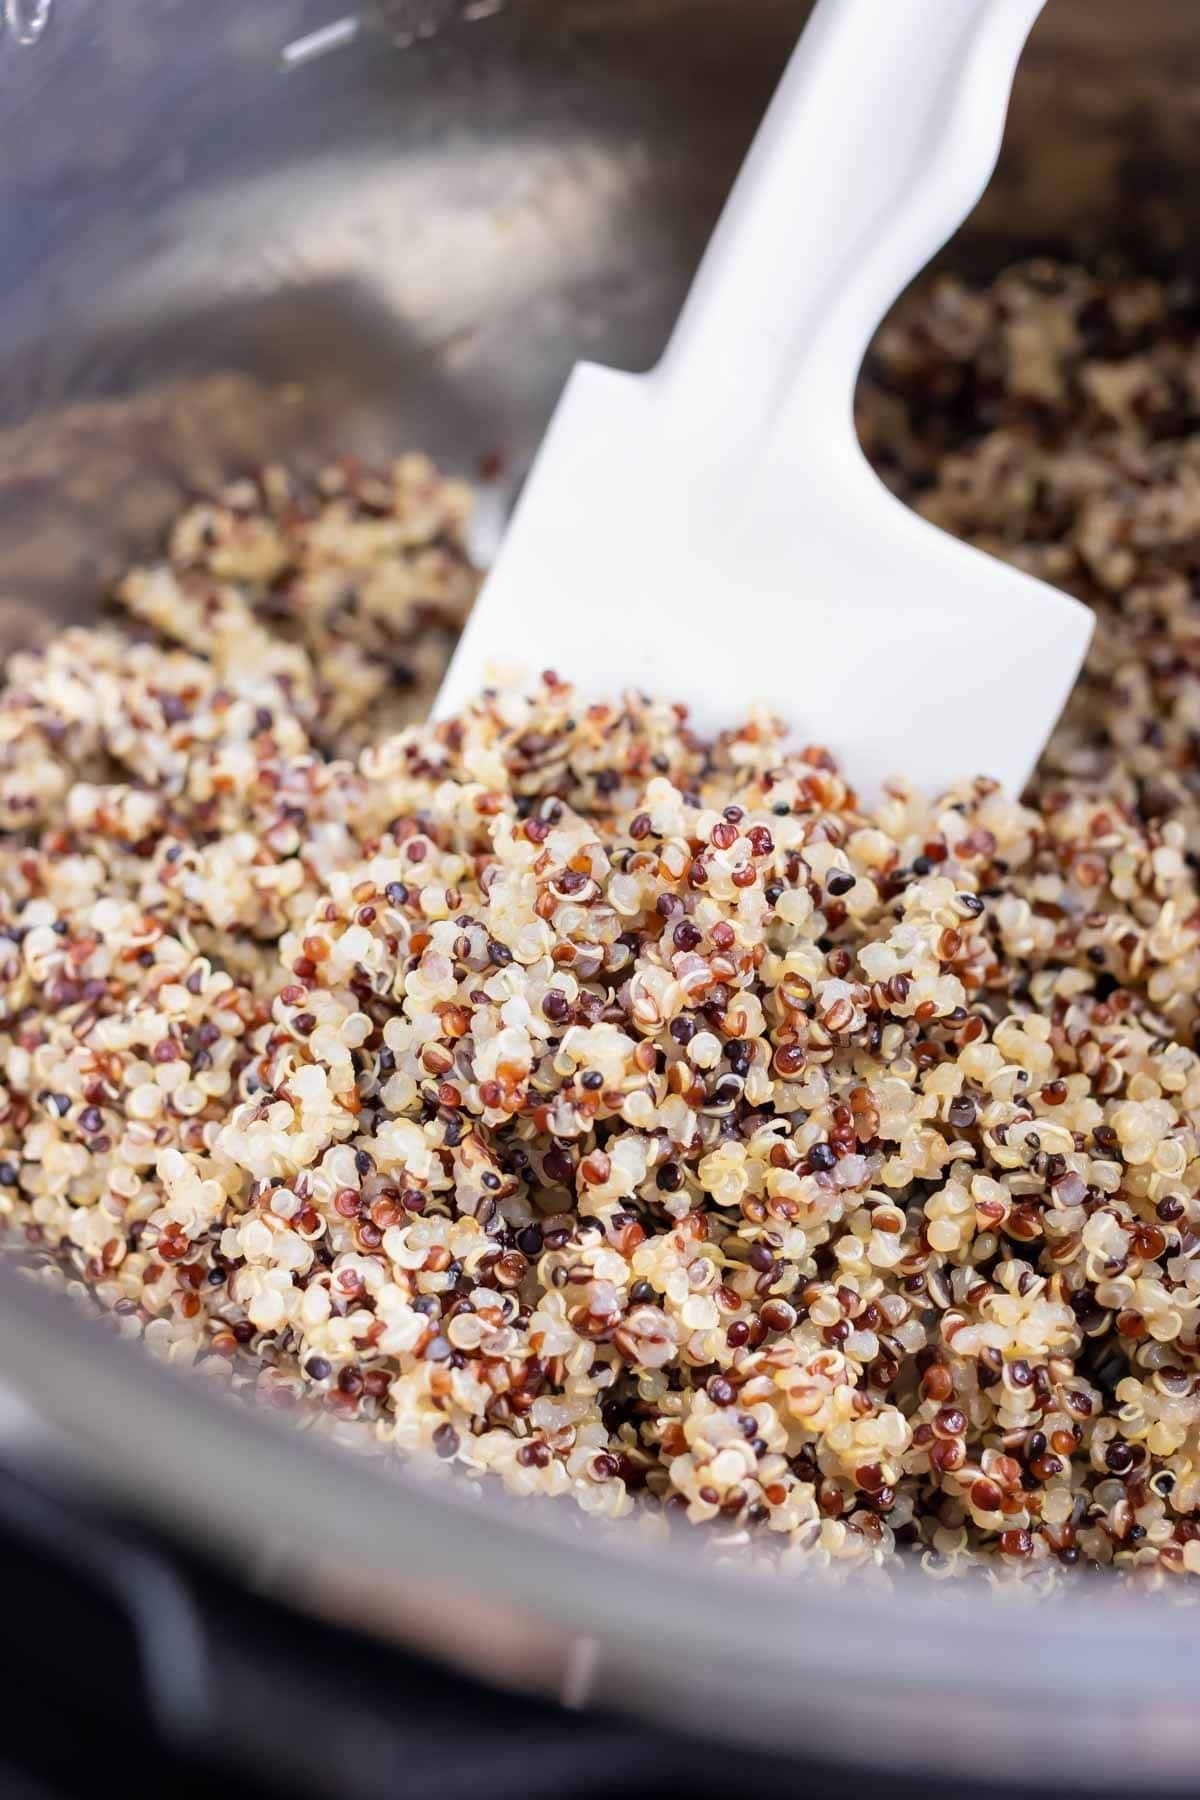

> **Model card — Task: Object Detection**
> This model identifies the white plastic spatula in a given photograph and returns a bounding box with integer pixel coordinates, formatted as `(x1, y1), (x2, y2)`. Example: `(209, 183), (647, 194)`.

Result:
(437, 0), (1092, 798)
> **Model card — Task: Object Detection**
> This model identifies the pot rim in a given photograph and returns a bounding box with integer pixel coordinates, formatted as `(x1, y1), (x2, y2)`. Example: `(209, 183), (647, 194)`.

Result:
(3, 1261), (1198, 1787)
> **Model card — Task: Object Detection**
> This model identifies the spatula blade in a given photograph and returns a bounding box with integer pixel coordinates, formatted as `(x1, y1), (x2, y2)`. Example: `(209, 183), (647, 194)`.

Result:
(436, 361), (1092, 799)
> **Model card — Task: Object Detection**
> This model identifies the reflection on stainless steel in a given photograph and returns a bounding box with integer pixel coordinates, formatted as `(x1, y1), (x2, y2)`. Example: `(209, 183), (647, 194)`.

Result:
(281, 17), (362, 68)
(3, 0), (1200, 1784)
(281, 0), (507, 67)
(3, 0), (52, 46)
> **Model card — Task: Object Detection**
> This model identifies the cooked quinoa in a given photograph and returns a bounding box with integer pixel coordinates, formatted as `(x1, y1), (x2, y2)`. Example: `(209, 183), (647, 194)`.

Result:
(9, 261), (1200, 1582)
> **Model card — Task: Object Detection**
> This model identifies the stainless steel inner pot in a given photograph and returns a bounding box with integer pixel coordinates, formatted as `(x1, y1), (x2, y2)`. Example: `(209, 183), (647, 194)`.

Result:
(2, 0), (1200, 1788)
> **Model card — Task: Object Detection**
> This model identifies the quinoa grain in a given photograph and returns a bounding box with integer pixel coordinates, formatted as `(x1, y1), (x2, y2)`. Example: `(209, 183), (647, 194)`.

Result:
(9, 268), (1200, 1584)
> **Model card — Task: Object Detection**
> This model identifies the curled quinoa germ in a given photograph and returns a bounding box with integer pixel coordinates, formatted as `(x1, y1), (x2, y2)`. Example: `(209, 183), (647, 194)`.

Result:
(9, 263), (1200, 1584)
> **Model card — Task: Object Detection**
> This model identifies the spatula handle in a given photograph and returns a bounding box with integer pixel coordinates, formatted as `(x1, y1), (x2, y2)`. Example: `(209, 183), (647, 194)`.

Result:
(652, 0), (1044, 466)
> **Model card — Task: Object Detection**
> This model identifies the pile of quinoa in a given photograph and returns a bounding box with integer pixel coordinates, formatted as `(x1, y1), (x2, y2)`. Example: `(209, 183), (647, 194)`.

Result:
(9, 261), (1200, 1583)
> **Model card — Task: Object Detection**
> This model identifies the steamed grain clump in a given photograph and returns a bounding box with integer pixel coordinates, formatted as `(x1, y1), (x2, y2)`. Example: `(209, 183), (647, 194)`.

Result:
(7, 262), (1200, 1583)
